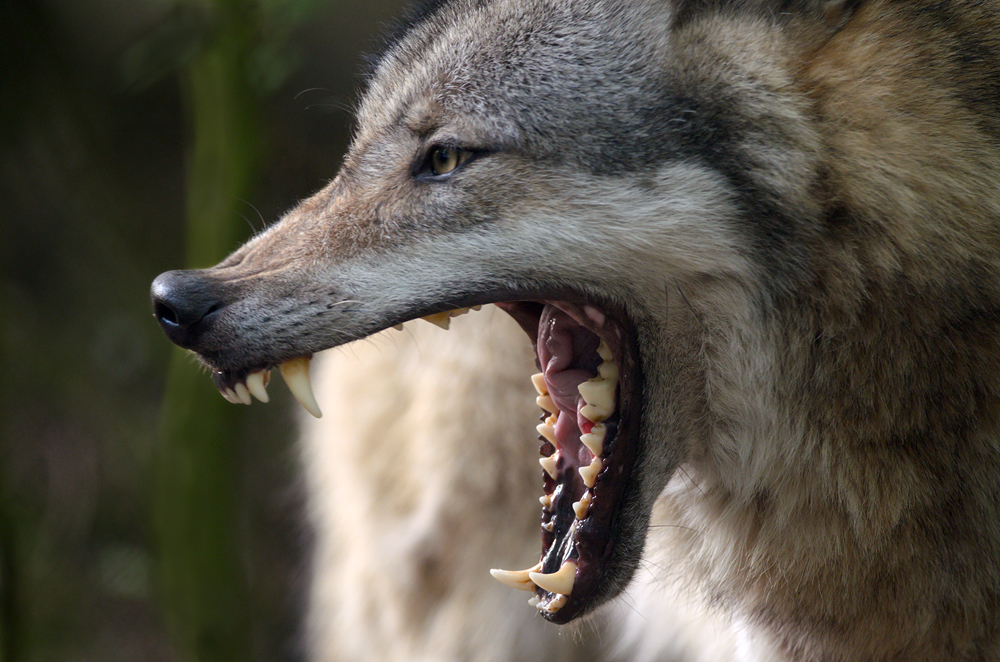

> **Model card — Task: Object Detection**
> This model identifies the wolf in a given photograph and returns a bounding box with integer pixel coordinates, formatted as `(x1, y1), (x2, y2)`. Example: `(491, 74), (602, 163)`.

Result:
(151, 0), (1000, 659)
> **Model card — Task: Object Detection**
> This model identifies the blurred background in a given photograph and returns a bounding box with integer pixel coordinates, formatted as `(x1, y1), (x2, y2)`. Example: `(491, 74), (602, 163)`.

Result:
(1, 0), (406, 659)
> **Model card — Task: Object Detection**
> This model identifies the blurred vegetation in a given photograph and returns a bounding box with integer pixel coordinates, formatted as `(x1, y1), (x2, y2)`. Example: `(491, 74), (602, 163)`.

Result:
(0, 0), (404, 659)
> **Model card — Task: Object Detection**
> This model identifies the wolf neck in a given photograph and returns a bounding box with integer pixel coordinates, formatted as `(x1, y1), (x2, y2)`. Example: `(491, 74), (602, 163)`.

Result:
(664, 259), (1000, 658)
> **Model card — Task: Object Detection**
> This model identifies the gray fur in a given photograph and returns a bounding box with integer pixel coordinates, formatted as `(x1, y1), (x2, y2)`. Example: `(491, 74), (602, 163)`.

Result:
(151, 0), (1000, 659)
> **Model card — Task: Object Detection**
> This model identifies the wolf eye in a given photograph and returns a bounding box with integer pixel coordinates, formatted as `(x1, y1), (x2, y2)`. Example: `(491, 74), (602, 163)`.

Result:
(424, 145), (473, 178)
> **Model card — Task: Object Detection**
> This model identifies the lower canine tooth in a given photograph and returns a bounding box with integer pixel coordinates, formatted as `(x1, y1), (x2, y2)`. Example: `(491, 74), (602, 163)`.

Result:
(279, 357), (323, 418)
(246, 370), (270, 403)
(539, 453), (559, 479)
(580, 457), (603, 488)
(530, 560), (576, 595)
(489, 563), (542, 592)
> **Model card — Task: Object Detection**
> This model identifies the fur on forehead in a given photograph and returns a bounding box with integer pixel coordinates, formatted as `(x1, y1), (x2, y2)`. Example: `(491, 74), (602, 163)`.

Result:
(357, 0), (678, 152)
(357, 0), (860, 147)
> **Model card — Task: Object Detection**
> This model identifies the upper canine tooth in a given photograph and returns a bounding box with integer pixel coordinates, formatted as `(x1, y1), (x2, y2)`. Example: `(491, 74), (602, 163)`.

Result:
(279, 357), (322, 418)
(529, 560), (577, 595)
(489, 563), (542, 592)
(246, 370), (270, 403)
(539, 453), (559, 479)
(422, 312), (452, 329)
(580, 457), (603, 488)
(531, 373), (548, 395)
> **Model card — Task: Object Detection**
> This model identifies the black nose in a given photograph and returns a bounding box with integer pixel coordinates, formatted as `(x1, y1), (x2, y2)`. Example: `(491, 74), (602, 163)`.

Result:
(151, 270), (226, 349)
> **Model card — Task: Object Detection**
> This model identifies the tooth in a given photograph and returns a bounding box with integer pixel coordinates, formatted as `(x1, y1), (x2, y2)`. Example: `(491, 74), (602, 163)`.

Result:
(531, 373), (548, 395)
(542, 594), (568, 612)
(580, 457), (603, 488)
(233, 382), (253, 405)
(597, 340), (613, 362)
(578, 378), (616, 421)
(539, 453), (559, 479)
(572, 492), (592, 520)
(490, 563), (542, 592)
(422, 312), (452, 329)
(220, 387), (241, 404)
(598, 361), (619, 381)
(392, 323), (404, 331)
(536, 394), (556, 414)
(246, 371), (270, 403)
(528, 595), (540, 608)
(279, 357), (323, 418)
(581, 424), (606, 457)
(472, 305), (483, 311)
(530, 560), (576, 595)
(536, 422), (558, 447)
(539, 494), (552, 509)
(449, 307), (470, 317)
(541, 521), (554, 532)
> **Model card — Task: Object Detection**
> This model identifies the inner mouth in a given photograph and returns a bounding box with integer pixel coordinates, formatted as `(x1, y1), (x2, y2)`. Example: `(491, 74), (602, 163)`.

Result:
(491, 299), (639, 623)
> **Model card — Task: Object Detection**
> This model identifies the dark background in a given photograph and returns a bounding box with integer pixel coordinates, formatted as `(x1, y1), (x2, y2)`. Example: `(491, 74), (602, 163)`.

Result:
(1, 0), (405, 659)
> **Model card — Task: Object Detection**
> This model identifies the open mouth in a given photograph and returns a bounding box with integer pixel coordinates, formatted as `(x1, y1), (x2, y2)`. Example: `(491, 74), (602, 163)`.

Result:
(205, 298), (641, 624)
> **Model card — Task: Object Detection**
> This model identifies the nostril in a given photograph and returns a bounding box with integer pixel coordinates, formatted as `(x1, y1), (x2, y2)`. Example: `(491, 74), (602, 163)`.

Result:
(154, 299), (181, 327)
(150, 269), (229, 348)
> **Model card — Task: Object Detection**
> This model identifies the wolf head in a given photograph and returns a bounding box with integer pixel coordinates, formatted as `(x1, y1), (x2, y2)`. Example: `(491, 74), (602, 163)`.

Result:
(151, 0), (1000, 632)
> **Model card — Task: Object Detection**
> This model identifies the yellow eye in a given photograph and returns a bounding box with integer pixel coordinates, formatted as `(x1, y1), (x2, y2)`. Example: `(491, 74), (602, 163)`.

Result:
(428, 145), (472, 177)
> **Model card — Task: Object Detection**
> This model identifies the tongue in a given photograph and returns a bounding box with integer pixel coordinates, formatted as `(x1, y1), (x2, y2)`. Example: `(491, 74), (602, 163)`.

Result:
(537, 305), (605, 457)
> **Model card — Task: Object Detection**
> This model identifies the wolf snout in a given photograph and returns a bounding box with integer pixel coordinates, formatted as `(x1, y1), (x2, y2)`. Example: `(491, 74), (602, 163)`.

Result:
(151, 269), (228, 350)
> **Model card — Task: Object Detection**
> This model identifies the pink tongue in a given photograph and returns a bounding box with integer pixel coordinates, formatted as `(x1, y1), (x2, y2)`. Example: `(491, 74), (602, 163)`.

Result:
(538, 304), (590, 422)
